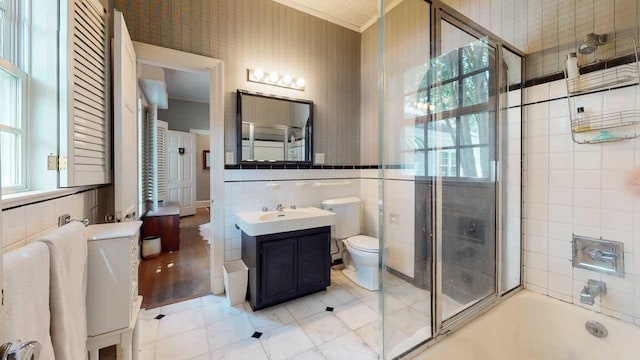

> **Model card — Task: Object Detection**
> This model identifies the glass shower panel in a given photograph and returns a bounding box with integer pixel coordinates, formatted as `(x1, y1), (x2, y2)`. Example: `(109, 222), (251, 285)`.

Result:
(431, 22), (497, 321)
(501, 48), (523, 293)
(379, 0), (432, 358)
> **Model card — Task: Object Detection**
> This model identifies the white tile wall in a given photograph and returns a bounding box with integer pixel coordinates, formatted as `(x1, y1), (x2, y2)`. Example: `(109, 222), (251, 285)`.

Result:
(2, 189), (99, 252)
(223, 168), (418, 281)
(383, 179), (415, 277)
(360, 169), (417, 279)
(359, 177), (379, 239)
(523, 75), (640, 325)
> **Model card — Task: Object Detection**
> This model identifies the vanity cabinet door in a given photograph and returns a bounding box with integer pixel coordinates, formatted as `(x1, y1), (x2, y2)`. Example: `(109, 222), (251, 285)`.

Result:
(260, 238), (298, 305)
(297, 232), (330, 293)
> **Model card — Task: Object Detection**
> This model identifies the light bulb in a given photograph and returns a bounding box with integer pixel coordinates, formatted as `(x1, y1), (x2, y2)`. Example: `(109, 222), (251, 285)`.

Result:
(268, 72), (279, 83)
(253, 69), (264, 80)
(295, 78), (305, 88)
(283, 74), (293, 85)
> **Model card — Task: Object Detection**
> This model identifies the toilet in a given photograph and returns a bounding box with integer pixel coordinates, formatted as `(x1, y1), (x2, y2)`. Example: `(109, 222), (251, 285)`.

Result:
(321, 197), (385, 291)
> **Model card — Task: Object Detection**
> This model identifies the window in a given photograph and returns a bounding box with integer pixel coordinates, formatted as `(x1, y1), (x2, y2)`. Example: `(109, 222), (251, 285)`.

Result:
(0, 0), (28, 193)
(419, 39), (495, 179)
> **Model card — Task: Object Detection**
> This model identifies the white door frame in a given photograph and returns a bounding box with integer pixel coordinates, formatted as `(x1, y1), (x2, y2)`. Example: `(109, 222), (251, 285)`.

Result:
(133, 41), (225, 294)
(0, 197), (3, 343)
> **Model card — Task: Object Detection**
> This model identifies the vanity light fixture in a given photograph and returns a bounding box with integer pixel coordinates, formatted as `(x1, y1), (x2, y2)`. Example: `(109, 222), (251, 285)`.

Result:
(253, 68), (265, 80)
(247, 68), (305, 91)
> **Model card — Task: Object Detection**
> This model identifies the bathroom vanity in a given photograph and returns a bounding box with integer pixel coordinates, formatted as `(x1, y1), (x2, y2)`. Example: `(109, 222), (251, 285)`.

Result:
(241, 226), (331, 310)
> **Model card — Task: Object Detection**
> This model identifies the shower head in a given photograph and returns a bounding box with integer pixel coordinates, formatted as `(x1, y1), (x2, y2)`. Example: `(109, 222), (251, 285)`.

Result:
(578, 33), (607, 55)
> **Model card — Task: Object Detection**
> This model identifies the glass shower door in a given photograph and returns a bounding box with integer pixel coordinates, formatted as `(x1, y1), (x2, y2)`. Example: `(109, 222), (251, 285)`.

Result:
(431, 22), (498, 323)
(379, 2), (523, 358)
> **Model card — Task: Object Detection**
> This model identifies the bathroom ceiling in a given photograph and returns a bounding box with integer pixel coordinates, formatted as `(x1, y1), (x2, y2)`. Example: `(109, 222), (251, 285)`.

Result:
(163, 68), (210, 104)
(272, 0), (383, 32)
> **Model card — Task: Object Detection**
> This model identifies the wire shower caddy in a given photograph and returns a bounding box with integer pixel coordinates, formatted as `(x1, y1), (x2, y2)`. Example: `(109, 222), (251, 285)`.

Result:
(565, 37), (640, 144)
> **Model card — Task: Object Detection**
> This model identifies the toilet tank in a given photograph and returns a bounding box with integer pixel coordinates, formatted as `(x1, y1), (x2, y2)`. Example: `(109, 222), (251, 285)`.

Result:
(321, 197), (361, 239)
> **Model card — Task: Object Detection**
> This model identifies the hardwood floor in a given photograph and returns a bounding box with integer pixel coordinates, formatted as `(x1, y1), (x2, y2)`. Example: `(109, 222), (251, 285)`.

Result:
(139, 208), (211, 309)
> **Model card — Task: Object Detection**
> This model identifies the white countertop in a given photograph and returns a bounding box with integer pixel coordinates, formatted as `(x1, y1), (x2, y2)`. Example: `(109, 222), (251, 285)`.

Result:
(86, 221), (143, 241)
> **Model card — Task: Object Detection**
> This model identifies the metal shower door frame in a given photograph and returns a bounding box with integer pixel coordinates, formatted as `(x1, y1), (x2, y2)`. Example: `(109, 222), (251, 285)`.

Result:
(428, 0), (525, 344)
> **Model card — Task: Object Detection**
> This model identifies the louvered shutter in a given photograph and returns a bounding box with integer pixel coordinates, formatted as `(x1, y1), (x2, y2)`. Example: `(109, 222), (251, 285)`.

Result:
(59, 0), (110, 187)
(157, 120), (169, 202)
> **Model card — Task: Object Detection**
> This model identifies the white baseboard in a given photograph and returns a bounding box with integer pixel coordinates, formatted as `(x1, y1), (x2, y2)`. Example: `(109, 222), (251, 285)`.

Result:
(196, 200), (210, 208)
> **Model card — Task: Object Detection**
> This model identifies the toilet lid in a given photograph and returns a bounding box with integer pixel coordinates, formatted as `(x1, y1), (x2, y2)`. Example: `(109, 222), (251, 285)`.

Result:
(347, 235), (380, 252)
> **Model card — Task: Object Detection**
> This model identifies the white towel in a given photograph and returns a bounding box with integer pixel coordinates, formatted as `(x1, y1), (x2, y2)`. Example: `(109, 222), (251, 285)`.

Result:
(2, 242), (55, 360)
(199, 222), (212, 244)
(39, 222), (88, 360)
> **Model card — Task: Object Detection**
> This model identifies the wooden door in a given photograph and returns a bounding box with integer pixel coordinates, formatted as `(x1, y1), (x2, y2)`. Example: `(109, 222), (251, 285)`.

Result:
(113, 11), (139, 221)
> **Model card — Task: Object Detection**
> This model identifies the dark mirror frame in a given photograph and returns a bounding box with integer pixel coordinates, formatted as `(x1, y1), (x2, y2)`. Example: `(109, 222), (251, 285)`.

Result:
(236, 90), (313, 165)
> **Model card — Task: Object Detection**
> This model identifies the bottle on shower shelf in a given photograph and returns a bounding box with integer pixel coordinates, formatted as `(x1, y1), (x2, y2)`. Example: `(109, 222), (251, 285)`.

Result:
(573, 106), (590, 132)
(565, 52), (579, 80)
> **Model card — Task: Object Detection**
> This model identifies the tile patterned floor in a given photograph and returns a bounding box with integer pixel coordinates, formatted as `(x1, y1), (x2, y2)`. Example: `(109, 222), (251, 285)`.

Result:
(138, 269), (436, 360)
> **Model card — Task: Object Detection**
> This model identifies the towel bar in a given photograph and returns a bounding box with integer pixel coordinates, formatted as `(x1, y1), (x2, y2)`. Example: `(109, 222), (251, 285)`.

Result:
(58, 214), (90, 227)
(313, 180), (352, 187)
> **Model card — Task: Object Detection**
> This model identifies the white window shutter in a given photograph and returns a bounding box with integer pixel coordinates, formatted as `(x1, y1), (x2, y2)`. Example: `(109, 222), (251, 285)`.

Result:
(157, 120), (169, 202)
(59, 0), (110, 187)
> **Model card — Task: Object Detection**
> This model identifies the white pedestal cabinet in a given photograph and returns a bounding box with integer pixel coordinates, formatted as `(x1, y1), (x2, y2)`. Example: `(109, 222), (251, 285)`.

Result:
(86, 221), (143, 360)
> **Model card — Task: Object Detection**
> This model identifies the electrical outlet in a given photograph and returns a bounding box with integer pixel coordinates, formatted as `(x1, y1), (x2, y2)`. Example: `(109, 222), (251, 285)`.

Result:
(314, 153), (325, 164)
(47, 155), (58, 170)
(225, 152), (235, 164)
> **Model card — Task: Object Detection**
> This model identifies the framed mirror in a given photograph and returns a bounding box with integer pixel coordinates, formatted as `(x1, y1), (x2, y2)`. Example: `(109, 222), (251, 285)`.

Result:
(237, 90), (312, 164)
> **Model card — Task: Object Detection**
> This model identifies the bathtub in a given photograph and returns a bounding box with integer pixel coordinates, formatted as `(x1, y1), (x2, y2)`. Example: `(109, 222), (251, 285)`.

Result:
(412, 290), (640, 360)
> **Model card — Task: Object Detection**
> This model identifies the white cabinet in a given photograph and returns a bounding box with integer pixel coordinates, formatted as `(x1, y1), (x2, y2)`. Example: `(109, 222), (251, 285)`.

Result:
(86, 221), (142, 337)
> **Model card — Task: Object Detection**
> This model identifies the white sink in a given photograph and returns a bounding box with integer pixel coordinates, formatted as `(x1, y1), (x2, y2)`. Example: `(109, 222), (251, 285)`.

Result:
(236, 207), (336, 236)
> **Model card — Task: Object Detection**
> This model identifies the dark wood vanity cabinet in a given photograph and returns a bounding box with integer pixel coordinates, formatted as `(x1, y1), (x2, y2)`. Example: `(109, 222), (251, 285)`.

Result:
(242, 226), (331, 310)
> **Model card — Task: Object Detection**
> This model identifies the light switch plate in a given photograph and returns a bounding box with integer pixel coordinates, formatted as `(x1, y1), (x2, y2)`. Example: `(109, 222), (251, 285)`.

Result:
(315, 153), (325, 164)
(225, 152), (235, 164)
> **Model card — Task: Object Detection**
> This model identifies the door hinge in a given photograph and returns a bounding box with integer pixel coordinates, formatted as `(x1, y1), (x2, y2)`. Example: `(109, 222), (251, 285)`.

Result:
(48, 155), (67, 171)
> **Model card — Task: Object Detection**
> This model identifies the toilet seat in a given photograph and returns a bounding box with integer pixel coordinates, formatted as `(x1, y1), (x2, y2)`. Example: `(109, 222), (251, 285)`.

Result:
(346, 235), (380, 253)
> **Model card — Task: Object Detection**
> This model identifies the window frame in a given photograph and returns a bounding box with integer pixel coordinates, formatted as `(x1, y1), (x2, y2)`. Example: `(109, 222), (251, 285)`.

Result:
(0, 0), (29, 194)
(0, 0), (13, 61)
(0, 57), (28, 193)
(419, 40), (497, 181)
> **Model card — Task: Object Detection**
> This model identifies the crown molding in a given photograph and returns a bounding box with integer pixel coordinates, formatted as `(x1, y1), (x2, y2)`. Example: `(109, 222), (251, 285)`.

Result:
(271, 0), (362, 32)
(359, 0), (405, 33)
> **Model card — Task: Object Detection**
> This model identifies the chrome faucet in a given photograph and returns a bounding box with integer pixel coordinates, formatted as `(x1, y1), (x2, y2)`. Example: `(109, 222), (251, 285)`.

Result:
(580, 279), (606, 306)
(276, 203), (285, 212)
(1, 341), (42, 360)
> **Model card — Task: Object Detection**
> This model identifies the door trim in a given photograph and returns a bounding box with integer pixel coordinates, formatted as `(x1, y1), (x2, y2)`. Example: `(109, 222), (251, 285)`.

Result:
(133, 41), (225, 294)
